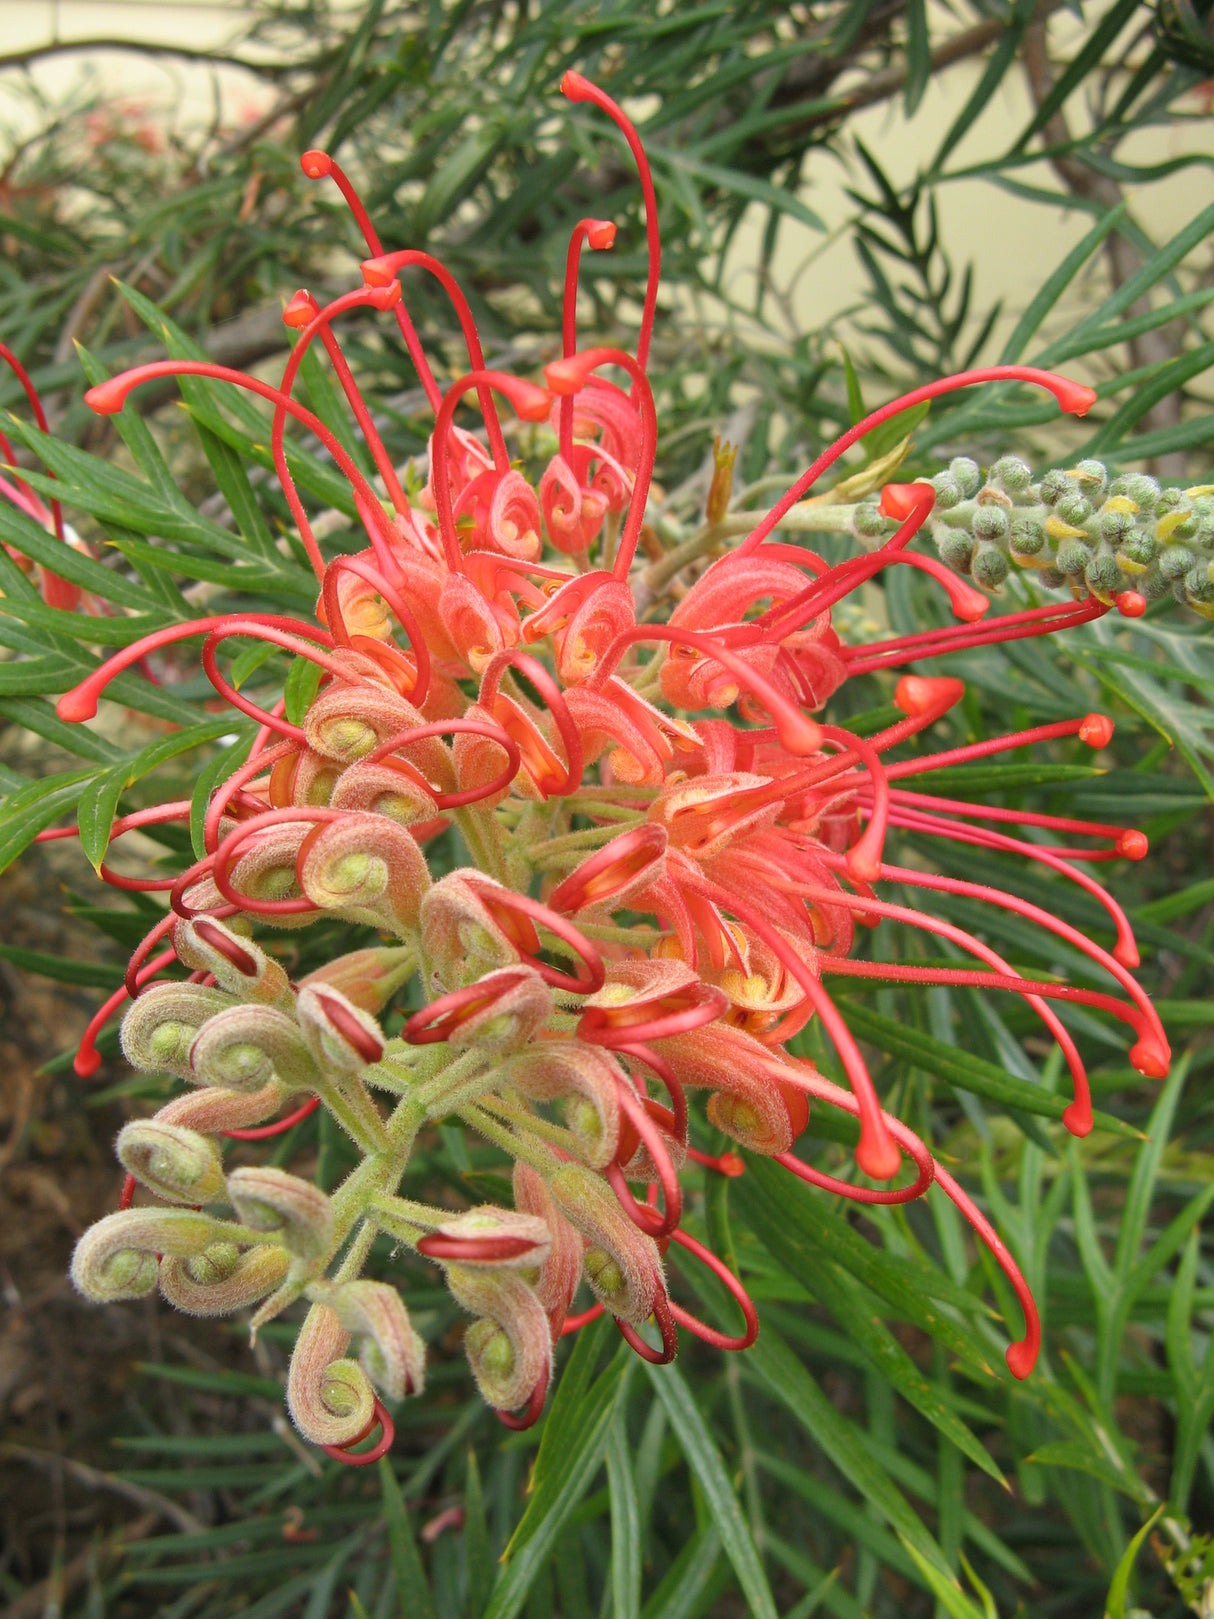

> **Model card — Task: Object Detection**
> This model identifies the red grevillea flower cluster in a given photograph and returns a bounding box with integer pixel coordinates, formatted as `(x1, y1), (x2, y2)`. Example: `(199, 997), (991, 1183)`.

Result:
(48, 73), (1172, 1463)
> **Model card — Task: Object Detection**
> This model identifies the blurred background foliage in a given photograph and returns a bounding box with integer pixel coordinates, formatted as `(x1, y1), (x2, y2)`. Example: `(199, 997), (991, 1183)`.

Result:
(1, 2), (1214, 1618)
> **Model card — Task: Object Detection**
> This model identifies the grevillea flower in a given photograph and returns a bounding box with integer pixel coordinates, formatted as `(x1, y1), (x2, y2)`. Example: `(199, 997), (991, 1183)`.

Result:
(44, 72), (1184, 1462)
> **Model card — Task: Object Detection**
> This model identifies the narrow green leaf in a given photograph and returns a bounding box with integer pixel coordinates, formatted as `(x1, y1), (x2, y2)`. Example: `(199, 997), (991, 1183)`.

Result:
(1000, 201), (1127, 363)
(379, 1456), (437, 1619)
(744, 1323), (956, 1581)
(837, 1002), (1141, 1138)
(644, 1360), (777, 1619)
(607, 1408), (642, 1619)
(899, 1542), (987, 1619)
(1104, 1505), (1165, 1619)
(464, 1449), (493, 1619)
(526, 1310), (611, 1499)
(640, 1525), (722, 1619)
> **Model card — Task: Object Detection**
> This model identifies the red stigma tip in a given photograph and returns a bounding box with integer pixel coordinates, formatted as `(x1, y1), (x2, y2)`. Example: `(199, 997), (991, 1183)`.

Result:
(283, 290), (318, 329)
(879, 482), (934, 520)
(587, 220), (616, 250)
(1057, 381), (1098, 417)
(717, 1152), (745, 1177)
(1116, 591), (1147, 618)
(84, 380), (128, 416)
(74, 1047), (102, 1078)
(893, 675), (965, 717)
(57, 690), (98, 723)
(855, 1135), (902, 1182)
(561, 70), (593, 102)
(1005, 1341), (1036, 1380)
(1116, 830), (1148, 860)
(1130, 1036), (1170, 1080)
(301, 150), (332, 179)
(360, 255), (395, 288)
(1078, 714), (1114, 748)
(1062, 1100), (1093, 1137)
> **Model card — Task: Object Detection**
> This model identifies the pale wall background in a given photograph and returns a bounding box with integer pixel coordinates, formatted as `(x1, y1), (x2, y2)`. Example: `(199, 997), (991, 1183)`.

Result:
(3, 0), (1211, 354)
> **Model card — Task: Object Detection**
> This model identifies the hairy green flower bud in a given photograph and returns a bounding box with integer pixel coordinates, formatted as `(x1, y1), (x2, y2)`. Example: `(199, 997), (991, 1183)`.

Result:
(948, 457), (981, 498)
(287, 1302), (377, 1448)
(1159, 545), (1196, 582)
(938, 530), (975, 573)
(1117, 531), (1157, 572)
(1072, 459), (1108, 495)
(972, 544), (1010, 589)
(972, 506), (1010, 543)
(852, 501), (889, 539)
(116, 1120), (227, 1206)
(1039, 470), (1069, 507)
(159, 1243), (290, 1316)
(226, 1167), (334, 1263)
(990, 456), (1032, 493)
(121, 983), (233, 1078)
(1055, 540), (1093, 577)
(308, 1280), (426, 1401)
(1009, 516), (1046, 557)
(930, 473), (964, 510)
(1085, 550), (1123, 595)
(1055, 492), (1093, 528)
(71, 1209), (222, 1302)
(1109, 473), (1160, 511)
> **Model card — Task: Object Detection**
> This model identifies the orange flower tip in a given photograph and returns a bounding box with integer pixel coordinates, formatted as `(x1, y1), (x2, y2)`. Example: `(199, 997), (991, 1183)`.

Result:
(845, 847), (882, 884)
(587, 220), (617, 251)
(543, 354), (592, 396)
(776, 713), (823, 756)
(507, 379), (557, 423)
(878, 481), (934, 521)
(1004, 1340), (1037, 1380)
(1058, 381), (1098, 418)
(1078, 714), (1114, 749)
(300, 149), (332, 179)
(1116, 830), (1148, 860)
(717, 1152), (746, 1178)
(74, 1046), (102, 1079)
(370, 281), (403, 311)
(84, 379), (129, 416)
(560, 69), (594, 102)
(855, 1134), (902, 1182)
(1061, 1100), (1093, 1138)
(1115, 590), (1147, 618)
(893, 674), (965, 718)
(57, 689), (98, 723)
(1112, 942), (1141, 970)
(282, 290), (319, 329)
(954, 588), (990, 624)
(360, 255), (396, 288)
(1129, 1036), (1170, 1080)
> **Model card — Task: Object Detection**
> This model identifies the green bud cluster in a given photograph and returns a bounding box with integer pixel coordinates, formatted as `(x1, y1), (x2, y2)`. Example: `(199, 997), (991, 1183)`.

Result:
(853, 458), (1214, 616)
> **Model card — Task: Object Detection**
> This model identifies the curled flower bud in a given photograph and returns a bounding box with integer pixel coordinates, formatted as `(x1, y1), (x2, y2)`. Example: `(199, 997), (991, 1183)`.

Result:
(159, 1243), (290, 1316)
(550, 1162), (665, 1326)
(287, 1302), (377, 1448)
(226, 1167), (334, 1263)
(174, 917), (291, 1006)
(654, 1022), (809, 1155)
(513, 1162), (583, 1336)
(71, 1208), (221, 1302)
(299, 946), (419, 1015)
(298, 812), (431, 934)
(419, 872), (522, 989)
(505, 1040), (625, 1168)
(405, 966), (551, 1055)
(116, 1120), (227, 1206)
(297, 985), (386, 1072)
(444, 1264), (552, 1416)
(225, 822), (313, 922)
(308, 1280), (426, 1401)
(329, 760), (438, 826)
(121, 983), (233, 1078)
(190, 1004), (320, 1094)
(155, 1081), (287, 1134)
(418, 1207), (552, 1267)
